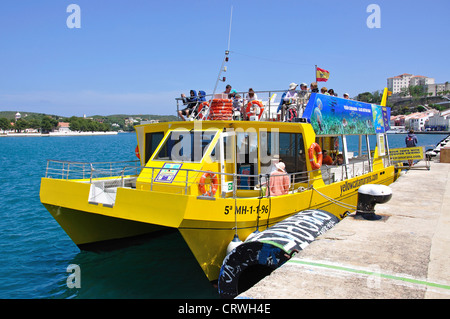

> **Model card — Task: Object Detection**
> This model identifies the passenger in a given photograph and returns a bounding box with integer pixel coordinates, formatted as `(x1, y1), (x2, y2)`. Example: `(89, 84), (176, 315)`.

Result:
(223, 84), (232, 95)
(269, 162), (290, 196)
(280, 83), (298, 122)
(228, 89), (237, 99)
(322, 150), (333, 165)
(232, 94), (243, 120)
(333, 153), (344, 165)
(321, 87), (330, 95)
(178, 90), (198, 121)
(310, 82), (319, 93)
(328, 89), (336, 96)
(343, 93), (349, 99)
(198, 90), (206, 102)
(245, 88), (258, 102)
(298, 83), (310, 117)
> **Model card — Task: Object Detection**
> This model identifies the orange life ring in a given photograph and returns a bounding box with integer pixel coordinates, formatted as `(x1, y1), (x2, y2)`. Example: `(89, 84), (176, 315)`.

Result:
(135, 145), (140, 159)
(197, 101), (210, 120)
(308, 143), (322, 170)
(245, 100), (264, 119)
(198, 171), (218, 196)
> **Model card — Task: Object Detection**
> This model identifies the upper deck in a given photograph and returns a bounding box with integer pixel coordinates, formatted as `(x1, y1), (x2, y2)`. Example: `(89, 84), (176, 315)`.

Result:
(174, 90), (391, 136)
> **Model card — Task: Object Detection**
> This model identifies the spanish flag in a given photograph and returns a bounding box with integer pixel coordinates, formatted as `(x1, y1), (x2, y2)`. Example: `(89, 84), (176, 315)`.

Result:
(316, 67), (330, 82)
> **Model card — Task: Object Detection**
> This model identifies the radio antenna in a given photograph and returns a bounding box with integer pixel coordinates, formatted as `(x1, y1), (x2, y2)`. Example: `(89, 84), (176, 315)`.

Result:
(209, 6), (233, 107)
(227, 6), (233, 51)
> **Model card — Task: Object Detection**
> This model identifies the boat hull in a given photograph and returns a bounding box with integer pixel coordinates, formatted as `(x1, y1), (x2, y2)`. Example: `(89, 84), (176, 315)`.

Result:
(44, 204), (165, 247)
(40, 165), (396, 281)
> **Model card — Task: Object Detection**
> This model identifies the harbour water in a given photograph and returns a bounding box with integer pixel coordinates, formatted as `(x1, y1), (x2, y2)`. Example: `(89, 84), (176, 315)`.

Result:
(0, 132), (447, 299)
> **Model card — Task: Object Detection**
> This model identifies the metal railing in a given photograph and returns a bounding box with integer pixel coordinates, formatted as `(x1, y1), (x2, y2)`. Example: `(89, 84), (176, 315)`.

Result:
(44, 155), (387, 199)
(45, 160), (141, 182)
(175, 89), (310, 121)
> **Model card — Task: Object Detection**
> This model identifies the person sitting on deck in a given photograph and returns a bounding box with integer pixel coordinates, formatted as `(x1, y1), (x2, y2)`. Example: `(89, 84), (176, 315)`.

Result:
(321, 87), (330, 95)
(333, 153), (344, 165)
(178, 90), (198, 121)
(322, 150), (333, 165)
(297, 83), (310, 117)
(198, 90), (206, 102)
(232, 94), (243, 120)
(269, 162), (290, 196)
(278, 83), (298, 122)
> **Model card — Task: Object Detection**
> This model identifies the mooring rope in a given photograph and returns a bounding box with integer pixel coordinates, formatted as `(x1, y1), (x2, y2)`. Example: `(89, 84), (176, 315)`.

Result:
(311, 186), (357, 210)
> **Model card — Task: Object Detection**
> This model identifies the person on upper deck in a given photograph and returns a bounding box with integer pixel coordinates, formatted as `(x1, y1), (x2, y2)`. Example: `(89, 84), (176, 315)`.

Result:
(269, 162), (290, 196)
(321, 87), (330, 95)
(328, 89), (336, 96)
(224, 84), (232, 95)
(178, 90), (198, 121)
(198, 90), (206, 102)
(343, 93), (349, 99)
(245, 88), (258, 102)
(310, 82), (319, 93)
(298, 83), (310, 117)
(279, 83), (298, 121)
(232, 94), (243, 120)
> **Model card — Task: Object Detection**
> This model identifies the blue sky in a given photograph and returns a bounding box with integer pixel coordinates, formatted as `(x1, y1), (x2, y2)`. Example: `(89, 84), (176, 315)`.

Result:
(0, 0), (449, 117)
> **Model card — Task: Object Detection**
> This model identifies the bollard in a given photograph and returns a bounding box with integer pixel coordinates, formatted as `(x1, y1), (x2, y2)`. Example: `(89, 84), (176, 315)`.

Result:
(356, 184), (392, 220)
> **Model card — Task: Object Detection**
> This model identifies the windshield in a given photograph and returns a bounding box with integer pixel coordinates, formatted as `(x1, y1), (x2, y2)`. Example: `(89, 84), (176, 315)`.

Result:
(154, 130), (218, 162)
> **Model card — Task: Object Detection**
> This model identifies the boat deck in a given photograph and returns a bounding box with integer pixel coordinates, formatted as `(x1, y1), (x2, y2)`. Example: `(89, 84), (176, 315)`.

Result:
(238, 160), (450, 299)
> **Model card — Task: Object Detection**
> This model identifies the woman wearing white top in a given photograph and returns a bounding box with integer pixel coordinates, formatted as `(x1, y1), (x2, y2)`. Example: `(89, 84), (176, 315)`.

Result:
(245, 88), (258, 102)
(243, 88), (258, 120)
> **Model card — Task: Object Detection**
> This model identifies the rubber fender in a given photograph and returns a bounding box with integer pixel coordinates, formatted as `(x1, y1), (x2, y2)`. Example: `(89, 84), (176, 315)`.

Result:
(218, 209), (340, 298)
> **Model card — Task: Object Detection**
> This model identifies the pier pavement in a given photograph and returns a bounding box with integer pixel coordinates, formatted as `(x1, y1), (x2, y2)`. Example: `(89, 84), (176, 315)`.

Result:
(238, 161), (450, 299)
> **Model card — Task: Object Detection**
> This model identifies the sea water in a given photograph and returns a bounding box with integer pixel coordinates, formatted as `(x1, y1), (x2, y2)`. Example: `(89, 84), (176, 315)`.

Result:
(0, 132), (447, 299)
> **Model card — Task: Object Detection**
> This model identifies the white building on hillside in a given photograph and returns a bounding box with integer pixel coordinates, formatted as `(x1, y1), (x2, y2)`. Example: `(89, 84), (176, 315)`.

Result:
(387, 73), (435, 94)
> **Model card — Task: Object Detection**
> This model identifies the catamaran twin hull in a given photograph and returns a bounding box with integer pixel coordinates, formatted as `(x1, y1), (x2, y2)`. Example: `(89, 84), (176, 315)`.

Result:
(40, 91), (397, 281)
(40, 157), (396, 281)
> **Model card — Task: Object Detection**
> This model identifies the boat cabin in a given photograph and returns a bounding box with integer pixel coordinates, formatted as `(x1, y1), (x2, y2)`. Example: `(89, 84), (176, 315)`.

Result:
(133, 90), (392, 199)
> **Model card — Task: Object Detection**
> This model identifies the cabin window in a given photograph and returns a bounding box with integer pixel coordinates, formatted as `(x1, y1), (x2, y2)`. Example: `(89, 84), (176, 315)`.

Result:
(145, 132), (164, 163)
(154, 130), (218, 162)
(279, 133), (307, 174)
(260, 131), (306, 177)
(236, 131), (258, 189)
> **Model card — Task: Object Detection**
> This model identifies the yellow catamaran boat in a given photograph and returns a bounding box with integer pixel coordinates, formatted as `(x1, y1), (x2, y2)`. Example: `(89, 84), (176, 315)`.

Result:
(40, 86), (398, 286)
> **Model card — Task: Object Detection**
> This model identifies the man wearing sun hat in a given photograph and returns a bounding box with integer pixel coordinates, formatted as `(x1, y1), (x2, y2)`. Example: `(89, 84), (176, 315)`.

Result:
(269, 162), (290, 196)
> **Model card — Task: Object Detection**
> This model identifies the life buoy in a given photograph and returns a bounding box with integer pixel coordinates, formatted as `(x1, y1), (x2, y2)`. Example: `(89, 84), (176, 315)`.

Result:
(308, 143), (322, 170)
(210, 99), (233, 120)
(245, 100), (264, 119)
(135, 145), (140, 159)
(197, 101), (210, 120)
(198, 171), (218, 196)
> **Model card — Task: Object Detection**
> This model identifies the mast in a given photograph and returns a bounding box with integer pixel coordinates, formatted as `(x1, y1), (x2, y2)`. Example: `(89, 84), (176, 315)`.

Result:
(315, 64), (317, 83)
(210, 6), (233, 100)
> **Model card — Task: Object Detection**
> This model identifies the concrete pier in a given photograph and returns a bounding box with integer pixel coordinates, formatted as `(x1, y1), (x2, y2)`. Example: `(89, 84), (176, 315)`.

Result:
(238, 161), (450, 299)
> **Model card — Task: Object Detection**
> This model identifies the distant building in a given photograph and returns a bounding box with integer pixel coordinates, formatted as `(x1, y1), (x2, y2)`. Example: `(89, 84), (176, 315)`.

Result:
(15, 112), (21, 121)
(387, 73), (435, 95)
(391, 109), (438, 131)
(427, 82), (450, 96)
(426, 109), (450, 131)
(56, 122), (71, 133)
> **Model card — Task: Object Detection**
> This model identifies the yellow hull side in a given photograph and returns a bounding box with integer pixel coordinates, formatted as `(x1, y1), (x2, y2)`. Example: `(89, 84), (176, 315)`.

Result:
(40, 165), (396, 281)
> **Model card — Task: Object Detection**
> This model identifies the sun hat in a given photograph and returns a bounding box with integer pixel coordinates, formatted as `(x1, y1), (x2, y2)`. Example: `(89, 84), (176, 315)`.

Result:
(289, 82), (298, 90)
(275, 162), (286, 172)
